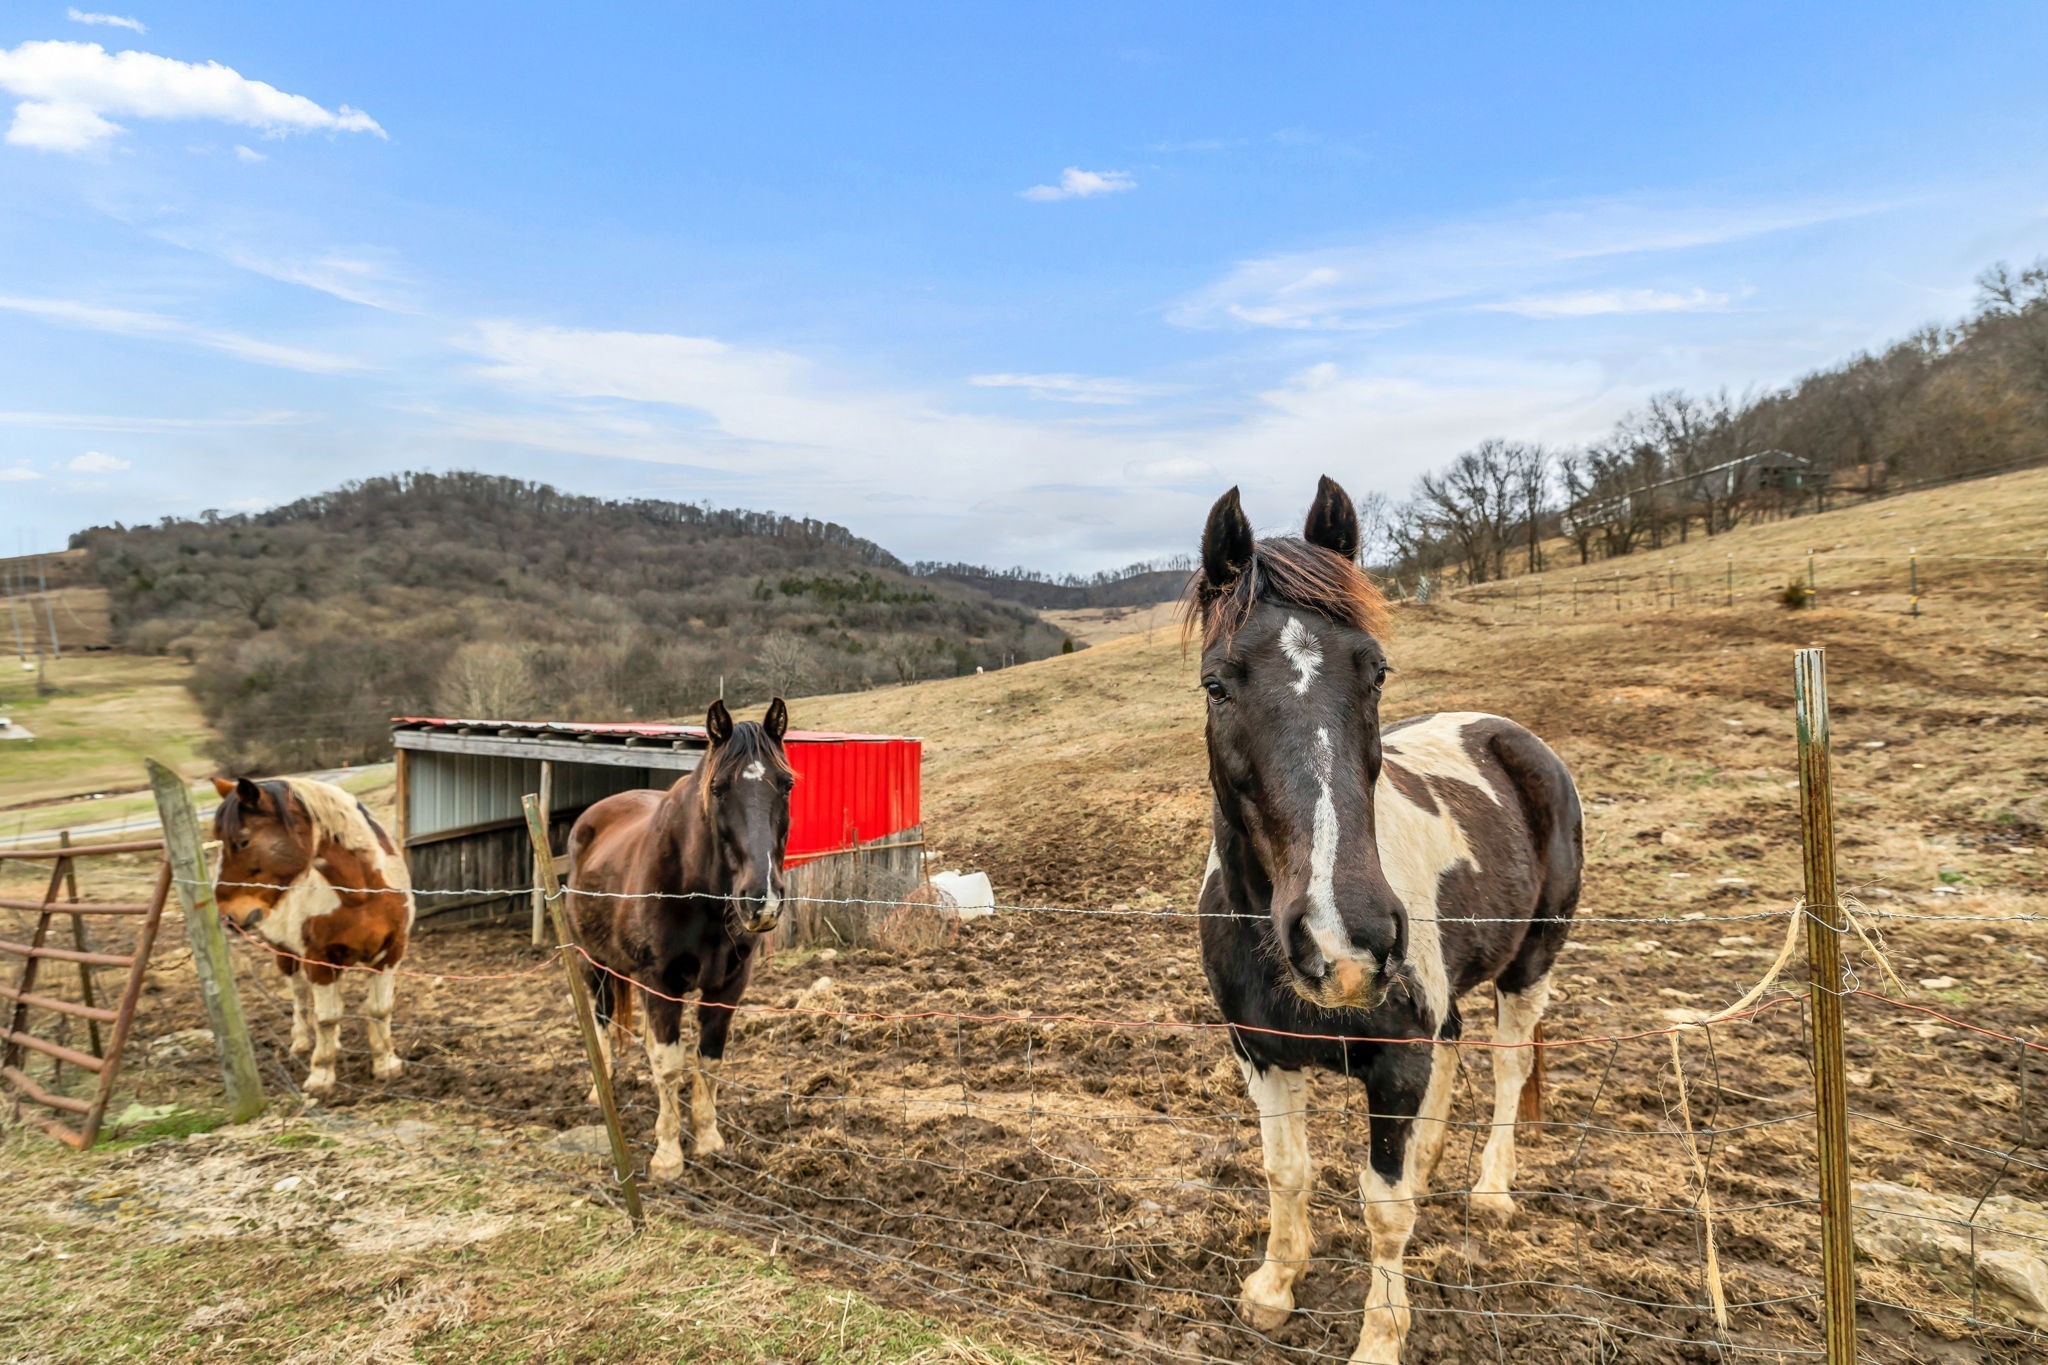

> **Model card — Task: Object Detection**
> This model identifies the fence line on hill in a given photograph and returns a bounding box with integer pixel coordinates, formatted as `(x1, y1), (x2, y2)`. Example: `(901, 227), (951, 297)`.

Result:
(1435, 547), (2048, 620)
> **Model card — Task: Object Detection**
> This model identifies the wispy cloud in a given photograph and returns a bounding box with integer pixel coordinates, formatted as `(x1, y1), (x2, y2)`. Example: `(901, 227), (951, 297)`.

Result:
(0, 39), (384, 154)
(1487, 286), (1733, 318)
(66, 9), (145, 34)
(1171, 196), (1876, 330)
(1019, 167), (1134, 202)
(0, 461), (43, 482)
(0, 408), (315, 431)
(233, 142), (265, 162)
(0, 294), (368, 372)
(217, 245), (413, 311)
(968, 372), (1171, 405)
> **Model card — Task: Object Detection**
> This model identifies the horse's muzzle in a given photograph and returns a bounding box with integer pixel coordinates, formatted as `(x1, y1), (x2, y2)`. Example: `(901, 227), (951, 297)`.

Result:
(1289, 956), (1389, 1012)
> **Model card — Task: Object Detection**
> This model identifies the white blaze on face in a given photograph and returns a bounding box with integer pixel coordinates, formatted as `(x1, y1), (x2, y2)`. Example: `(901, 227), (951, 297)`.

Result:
(1279, 616), (1322, 695)
(1305, 725), (1347, 961)
(741, 760), (766, 781)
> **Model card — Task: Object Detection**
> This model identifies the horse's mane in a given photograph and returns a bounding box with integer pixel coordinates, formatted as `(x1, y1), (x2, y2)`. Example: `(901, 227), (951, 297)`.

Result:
(699, 721), (793, 806)
(1180, 535), (1391, 647)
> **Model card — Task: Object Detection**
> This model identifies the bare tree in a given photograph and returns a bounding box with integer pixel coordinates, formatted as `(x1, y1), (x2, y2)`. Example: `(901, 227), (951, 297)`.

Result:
(1413, 439), (1521, 583)
(744, 631), (815, 700)
(437, 641), (537, 719)
(874, 633), (931, 685)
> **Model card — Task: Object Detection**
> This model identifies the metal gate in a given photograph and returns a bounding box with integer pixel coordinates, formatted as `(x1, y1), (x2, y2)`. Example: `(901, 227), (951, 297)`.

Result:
(0, 837), (171, 1147)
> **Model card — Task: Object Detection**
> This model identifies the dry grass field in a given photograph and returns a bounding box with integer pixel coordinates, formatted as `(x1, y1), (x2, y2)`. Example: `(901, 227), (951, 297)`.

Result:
(3, 466), (2046, 1362)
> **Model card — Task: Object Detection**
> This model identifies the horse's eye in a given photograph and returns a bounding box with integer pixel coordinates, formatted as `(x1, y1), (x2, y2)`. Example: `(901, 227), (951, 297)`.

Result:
(1372, 666), (1389, 691)
(1203, 678), (1229, 703)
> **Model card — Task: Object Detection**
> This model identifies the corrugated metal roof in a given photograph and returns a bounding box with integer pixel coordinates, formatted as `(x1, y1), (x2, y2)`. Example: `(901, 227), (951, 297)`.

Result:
(391, 716), (918, 743)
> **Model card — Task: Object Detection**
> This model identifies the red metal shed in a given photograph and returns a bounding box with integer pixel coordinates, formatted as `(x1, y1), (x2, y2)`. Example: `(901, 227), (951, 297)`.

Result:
(389, 717), (922, 923)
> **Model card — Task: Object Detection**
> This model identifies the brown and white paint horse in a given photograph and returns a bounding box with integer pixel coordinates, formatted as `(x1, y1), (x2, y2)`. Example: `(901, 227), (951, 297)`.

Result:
(211, 776), (415, 1095)
(566, 699), (792, 1180)
(1188, 478), (1582, 1364)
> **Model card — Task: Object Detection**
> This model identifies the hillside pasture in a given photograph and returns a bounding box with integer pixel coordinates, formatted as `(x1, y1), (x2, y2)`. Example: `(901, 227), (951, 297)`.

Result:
(4, 469), (2046, 1361)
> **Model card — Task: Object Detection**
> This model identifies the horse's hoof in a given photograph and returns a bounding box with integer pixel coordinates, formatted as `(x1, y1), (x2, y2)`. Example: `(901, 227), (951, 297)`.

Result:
(585, 1086), (602, 1108)
(692, 1128), (726, 1158)
(373, 1055), (405, 1081)
(648, 1145), (686, 1181)
(1470, 1189), (1515, 1224)
(303, 1068), (337, 1095)
(1348, 1329), (1404, 1365)
(1238, 1266), (1295, 1333)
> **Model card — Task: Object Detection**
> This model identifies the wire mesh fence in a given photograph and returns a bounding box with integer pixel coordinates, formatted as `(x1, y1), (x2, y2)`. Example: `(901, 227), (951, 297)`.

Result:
(45, 866), (2020, 1364)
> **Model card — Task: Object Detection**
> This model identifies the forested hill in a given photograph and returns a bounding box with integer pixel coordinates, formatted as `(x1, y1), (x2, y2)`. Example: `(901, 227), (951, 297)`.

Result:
(911, 559), (1191, 610)
(74, 471), (1068, 770)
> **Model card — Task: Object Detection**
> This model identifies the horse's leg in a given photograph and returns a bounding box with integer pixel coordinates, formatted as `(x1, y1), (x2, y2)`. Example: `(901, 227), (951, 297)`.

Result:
(1473, 975), (1551, 1222)
(690, 998), (736, 1157)
(585, 969), (615, 1108)
(304, 968), (345, 1095)
(1351, 1044), (1433, 1365)
(1410, 1039), (1457, 1191)
(284, 960), (315, 1056)
(641, 987), (690, 1180)
(1236, 1058), (1314, 1331)
(363, 967), (404, 1081)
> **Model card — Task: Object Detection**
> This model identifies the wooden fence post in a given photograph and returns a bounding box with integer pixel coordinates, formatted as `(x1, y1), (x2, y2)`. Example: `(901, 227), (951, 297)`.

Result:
(148, 759), (264, 1122)
(1793, 650), (1859, 1364)
(524, 794), (644, 1228)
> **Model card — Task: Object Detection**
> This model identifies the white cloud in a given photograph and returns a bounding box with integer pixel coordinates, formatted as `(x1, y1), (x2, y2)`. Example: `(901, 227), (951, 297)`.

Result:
(1020, 167), (1134, 202)
(67, 9), (145, 33)
(1124, 456), (1217, 485)
(68, 450), (131, 472)
(450, 318), (1656, 568)
(1488, 287), (1732, 318)
(0, 462), (43, 482)
(7, 96), (117, 151)
(1171, 196), (1875, 330)
(233, 142), (265, 162)
(0, 40), (384, 154)
(968, 372), (1169, 405)
(0, 294), (367, 373)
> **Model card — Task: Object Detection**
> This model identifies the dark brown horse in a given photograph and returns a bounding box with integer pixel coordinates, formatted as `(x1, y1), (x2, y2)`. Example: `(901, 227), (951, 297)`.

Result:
(566, 699), (792, 1179)
(1188, 478), (1582, 1364)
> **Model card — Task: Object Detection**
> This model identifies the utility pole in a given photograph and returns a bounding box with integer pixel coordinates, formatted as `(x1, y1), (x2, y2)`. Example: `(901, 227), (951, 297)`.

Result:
(36, 554), (59, 660)
(5, 560), (27, 664)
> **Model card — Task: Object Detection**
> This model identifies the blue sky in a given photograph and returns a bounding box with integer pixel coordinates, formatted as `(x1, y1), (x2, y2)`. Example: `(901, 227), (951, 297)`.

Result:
(3, 3), (2046, 570)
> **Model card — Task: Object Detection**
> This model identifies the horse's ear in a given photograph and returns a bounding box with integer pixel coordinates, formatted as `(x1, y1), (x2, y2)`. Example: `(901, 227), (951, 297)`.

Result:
(234, 777), (265, 812)
(763, 697), (788, 741)
(706, 699), (734, 746)
(212, 777), (235, 798)
(1201, 486), (1254, 590)
(1303, 475), (1360, 562)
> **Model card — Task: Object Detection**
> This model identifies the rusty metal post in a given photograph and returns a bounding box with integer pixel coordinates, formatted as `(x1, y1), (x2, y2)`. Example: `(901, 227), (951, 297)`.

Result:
(149, 760), (264, 1122)
(1794, 649), (1859, 1364)
(525, 794), (644, 1228)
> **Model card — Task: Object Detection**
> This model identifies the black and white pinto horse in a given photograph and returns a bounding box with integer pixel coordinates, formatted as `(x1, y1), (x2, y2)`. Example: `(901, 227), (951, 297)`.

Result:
(1189, 478), (1582, 1364)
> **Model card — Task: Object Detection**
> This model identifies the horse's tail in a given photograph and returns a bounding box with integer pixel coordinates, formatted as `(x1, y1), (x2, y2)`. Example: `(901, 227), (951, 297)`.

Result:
(1518, 1021), (1546, 1128)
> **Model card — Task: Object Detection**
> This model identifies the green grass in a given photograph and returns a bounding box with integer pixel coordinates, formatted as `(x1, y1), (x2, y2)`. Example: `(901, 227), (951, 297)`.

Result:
(0, 1120), (1037, 1365)
(0, 653), (215, 811)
